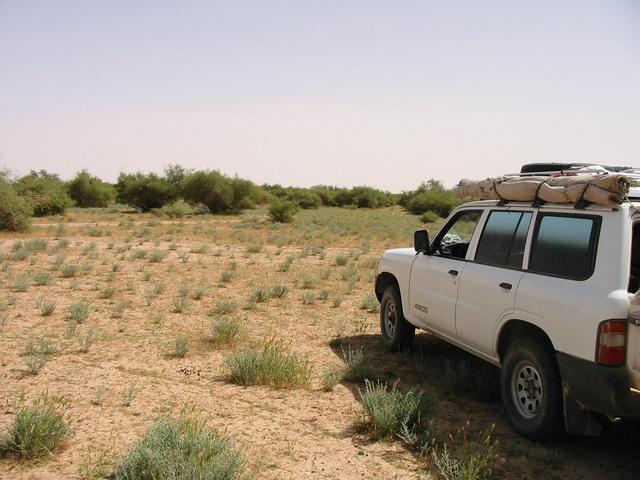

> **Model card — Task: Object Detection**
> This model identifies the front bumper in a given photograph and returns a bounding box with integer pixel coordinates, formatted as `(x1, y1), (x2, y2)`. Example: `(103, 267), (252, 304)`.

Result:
(557, 352), (640, 418)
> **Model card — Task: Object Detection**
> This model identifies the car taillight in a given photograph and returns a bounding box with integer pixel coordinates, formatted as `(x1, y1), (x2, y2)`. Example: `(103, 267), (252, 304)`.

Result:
(596, 320), (627, 366)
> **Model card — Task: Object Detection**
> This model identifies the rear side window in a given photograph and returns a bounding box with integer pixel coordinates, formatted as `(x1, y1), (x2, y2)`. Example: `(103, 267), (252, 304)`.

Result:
(475, 211), (532, 268)
(528, 214), (600, 280)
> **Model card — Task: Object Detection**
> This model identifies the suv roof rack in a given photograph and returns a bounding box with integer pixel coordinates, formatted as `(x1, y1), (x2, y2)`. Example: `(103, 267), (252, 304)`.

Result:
(519, 162), (632, 175)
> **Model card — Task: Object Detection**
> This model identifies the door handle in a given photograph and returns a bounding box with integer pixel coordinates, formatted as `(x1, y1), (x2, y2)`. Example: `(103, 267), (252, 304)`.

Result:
(448, 269), (459, 276)
(499, 282), (512, 290)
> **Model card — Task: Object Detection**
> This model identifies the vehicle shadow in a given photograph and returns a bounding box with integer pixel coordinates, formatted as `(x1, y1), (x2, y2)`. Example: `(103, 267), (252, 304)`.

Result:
(329, 331), (640, 480)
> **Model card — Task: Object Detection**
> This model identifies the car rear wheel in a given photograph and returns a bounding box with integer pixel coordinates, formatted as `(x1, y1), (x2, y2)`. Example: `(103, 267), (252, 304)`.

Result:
(380, 286), (415, 351)
(500, 337), (563, 441)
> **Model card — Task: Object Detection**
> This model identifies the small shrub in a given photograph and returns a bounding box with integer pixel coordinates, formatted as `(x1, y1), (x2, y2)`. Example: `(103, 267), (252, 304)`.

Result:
(225, 343), (312, 388)
(129, 249), (147, 260)
(78, 328), (98, 353)
(360, 379), (436, 438)
(268, 198), (298, 223)
(120, 386), (137, 407)
(172, 295), (191, 313)
(300, 274), (319, 289)
(69, 301), (91, 323)
(190, 244), (209, 254)
(360, 294), (380, 313)
(278, 258), (293, 272)
(249, 288), (270, 304)
(421, 210), (441, 224)
(341, 266), (360, 282)
(320, 366), (345, 392)
(341, 345), (369, 382)
(245, 244), (262, 254)
(111, 301), (129, 319)
(13, 275), (30, 292)
(432, 435), (496, 480)
(92, 386), (107, 406)
(33, 272), (53, 286)
(111, 415), (246, 480)
(220, 271), (233, 284)
(269, 284), (290, 299)
(301, 292), (317, 305)
(61, 264), (78, 278)
(334, 255), (348, 266)
(173, 335), (189, 358)
(37, 299), (56, 316)
(190, 286), (206, 300)
(98, 286), (115, 299)
(332, 296), (344, 308)
(0, 394), (69, 459)
(210, 316), (244, 346)
(149, 249), (168, 263)
(25, 354), (48, 375)
(212, 300), (238, 315)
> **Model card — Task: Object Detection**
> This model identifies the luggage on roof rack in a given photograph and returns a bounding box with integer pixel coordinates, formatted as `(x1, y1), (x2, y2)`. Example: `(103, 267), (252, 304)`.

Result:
(454, 172), (631, 208)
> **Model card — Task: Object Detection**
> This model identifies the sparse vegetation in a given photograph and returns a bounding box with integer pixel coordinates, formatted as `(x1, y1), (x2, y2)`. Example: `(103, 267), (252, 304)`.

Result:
(112, 415), (247, 480)
(0, 394), (70, 459)
(210, 316), (244, 346)
(341, 345), (369, 382)
(69, 301), (91, 323)
(359, 379), (436, 438)
(225, 342), (312, 388)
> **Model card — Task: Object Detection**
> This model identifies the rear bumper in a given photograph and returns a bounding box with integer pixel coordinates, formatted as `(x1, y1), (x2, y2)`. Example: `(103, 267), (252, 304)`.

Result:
(557, 352), (640, 418)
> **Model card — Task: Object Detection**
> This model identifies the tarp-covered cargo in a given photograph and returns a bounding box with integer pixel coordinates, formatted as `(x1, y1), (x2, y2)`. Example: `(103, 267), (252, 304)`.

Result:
(454, 174), (631, 207)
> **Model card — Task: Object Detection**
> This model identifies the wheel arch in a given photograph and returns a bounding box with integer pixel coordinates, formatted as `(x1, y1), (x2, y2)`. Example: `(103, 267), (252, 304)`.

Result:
(375, 272), (401, 302)
(496, 319), (557, 364)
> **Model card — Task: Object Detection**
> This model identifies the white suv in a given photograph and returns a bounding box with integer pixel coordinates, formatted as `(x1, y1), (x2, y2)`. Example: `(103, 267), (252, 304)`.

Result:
(375, 200), (640, 440)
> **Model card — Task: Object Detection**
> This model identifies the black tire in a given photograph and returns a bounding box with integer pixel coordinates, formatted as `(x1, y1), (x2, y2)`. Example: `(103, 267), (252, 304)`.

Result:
(380, 285), (415, 352)
(500, 337), (563, 441)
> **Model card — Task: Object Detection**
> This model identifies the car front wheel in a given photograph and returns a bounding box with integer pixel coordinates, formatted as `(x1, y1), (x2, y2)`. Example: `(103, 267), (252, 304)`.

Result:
(380, 286), (415, 352)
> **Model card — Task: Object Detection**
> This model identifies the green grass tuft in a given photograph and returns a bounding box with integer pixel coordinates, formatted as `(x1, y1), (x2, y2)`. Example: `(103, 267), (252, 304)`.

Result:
(225, 342), (312, 389)
(112, 415), (247, 480)
(0, 394), (70, 460)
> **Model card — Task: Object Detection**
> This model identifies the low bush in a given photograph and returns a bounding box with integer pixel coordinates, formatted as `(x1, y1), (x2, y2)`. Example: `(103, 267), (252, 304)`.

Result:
(173, 335), (189, 358)
(320, 366), (345, 392)
(0, 394), (70, 459)
(69, 301), (91, 323)
(112, 415), (247, 480)
(37, 299), (56, 316)
(359, 379), (436, 438)
(268, 198), (298, 223)
(360, 294), (380, 313)
(225, 342), (312, 388)
(210, 316), (244, 346)
(341, 345), (369, 382)
(421, 210), (441, 224)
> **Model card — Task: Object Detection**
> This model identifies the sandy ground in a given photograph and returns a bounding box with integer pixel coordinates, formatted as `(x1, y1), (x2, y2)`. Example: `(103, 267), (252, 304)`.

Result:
(1, 211), (639, 479)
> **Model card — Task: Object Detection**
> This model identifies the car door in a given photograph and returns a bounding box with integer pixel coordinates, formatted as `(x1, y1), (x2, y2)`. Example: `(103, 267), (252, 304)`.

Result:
(409, 209), (483, 337)
(455, 210), (533, 357)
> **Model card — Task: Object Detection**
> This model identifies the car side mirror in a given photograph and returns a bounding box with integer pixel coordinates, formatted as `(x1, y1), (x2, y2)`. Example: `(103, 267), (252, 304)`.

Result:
(414, 229), (430, 254)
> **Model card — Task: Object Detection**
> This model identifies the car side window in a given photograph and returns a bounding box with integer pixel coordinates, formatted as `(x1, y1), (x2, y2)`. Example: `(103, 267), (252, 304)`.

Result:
(528, 214), (599, 280)
(432, 210), (482, 260)
(475, 211), (532, 268)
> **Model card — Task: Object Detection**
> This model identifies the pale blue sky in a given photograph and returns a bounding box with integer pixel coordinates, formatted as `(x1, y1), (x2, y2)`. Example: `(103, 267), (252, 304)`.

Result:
(1, 1), (638, 191)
